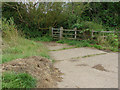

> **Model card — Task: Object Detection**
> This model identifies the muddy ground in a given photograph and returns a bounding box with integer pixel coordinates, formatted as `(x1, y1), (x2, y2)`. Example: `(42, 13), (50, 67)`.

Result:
(2, 56), (62, 88)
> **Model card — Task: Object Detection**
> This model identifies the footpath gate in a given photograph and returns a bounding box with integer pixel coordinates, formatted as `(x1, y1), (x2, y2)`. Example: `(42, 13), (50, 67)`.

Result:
(52, 27), (78, 40)
(51, 27), (60, 40)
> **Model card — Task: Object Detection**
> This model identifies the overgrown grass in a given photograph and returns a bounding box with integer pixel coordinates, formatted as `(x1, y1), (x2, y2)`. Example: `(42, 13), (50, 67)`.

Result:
(2, 18), (50, 88)
(2, 37), (50, 63)
(2, 72), (36, 88)
(56, 39), (119, 52)
(56, 39), (95, 47)
(2, 18), (50, 63)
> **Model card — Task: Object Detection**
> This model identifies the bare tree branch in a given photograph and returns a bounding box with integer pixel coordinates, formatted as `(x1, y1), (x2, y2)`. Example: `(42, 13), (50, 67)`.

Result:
(4, 3), (17, 10)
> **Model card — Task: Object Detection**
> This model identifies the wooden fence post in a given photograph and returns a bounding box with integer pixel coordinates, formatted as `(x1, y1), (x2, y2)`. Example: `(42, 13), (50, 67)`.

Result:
(74, 27), (77, 39)
(91, 30), (93, 39)
(60, 27), (63, 40)
(49, 27), (52, 37)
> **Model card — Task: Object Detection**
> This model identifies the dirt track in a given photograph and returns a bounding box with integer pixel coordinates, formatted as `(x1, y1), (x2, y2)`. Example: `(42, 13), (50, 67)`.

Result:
(46, 42), (118, 88)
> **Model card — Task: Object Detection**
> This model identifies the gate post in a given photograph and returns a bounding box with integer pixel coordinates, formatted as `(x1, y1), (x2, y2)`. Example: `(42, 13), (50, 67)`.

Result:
(74, 27), (77, 39)
(60, 27), (63, 40)
(91, 30), (93, 39)
(49, 27), (52, 37)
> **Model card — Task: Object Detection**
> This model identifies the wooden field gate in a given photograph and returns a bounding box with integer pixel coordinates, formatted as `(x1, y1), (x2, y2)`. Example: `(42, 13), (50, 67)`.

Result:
(51, 27), (119, 40)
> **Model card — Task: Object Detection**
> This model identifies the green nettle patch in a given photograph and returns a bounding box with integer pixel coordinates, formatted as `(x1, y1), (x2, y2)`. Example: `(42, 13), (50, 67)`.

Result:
(2, 72), (36, 88)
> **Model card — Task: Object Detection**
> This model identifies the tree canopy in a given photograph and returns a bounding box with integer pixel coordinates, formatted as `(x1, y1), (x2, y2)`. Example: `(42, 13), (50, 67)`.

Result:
(2, 2), (120, 37)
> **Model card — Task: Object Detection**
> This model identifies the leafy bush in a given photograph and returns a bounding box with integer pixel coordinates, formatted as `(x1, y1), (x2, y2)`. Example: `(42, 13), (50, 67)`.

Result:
(2, 72), (36, 88)
(94, 32), (118, 51)
(107, 34), (118, 47)
(72, 21), (103, 31)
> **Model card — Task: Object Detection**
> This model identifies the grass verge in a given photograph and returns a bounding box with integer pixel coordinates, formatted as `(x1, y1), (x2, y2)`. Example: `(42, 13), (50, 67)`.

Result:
(2, 37), (50, 63)
(56, 39), (119, 52)
(2, 72), (36, 88)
